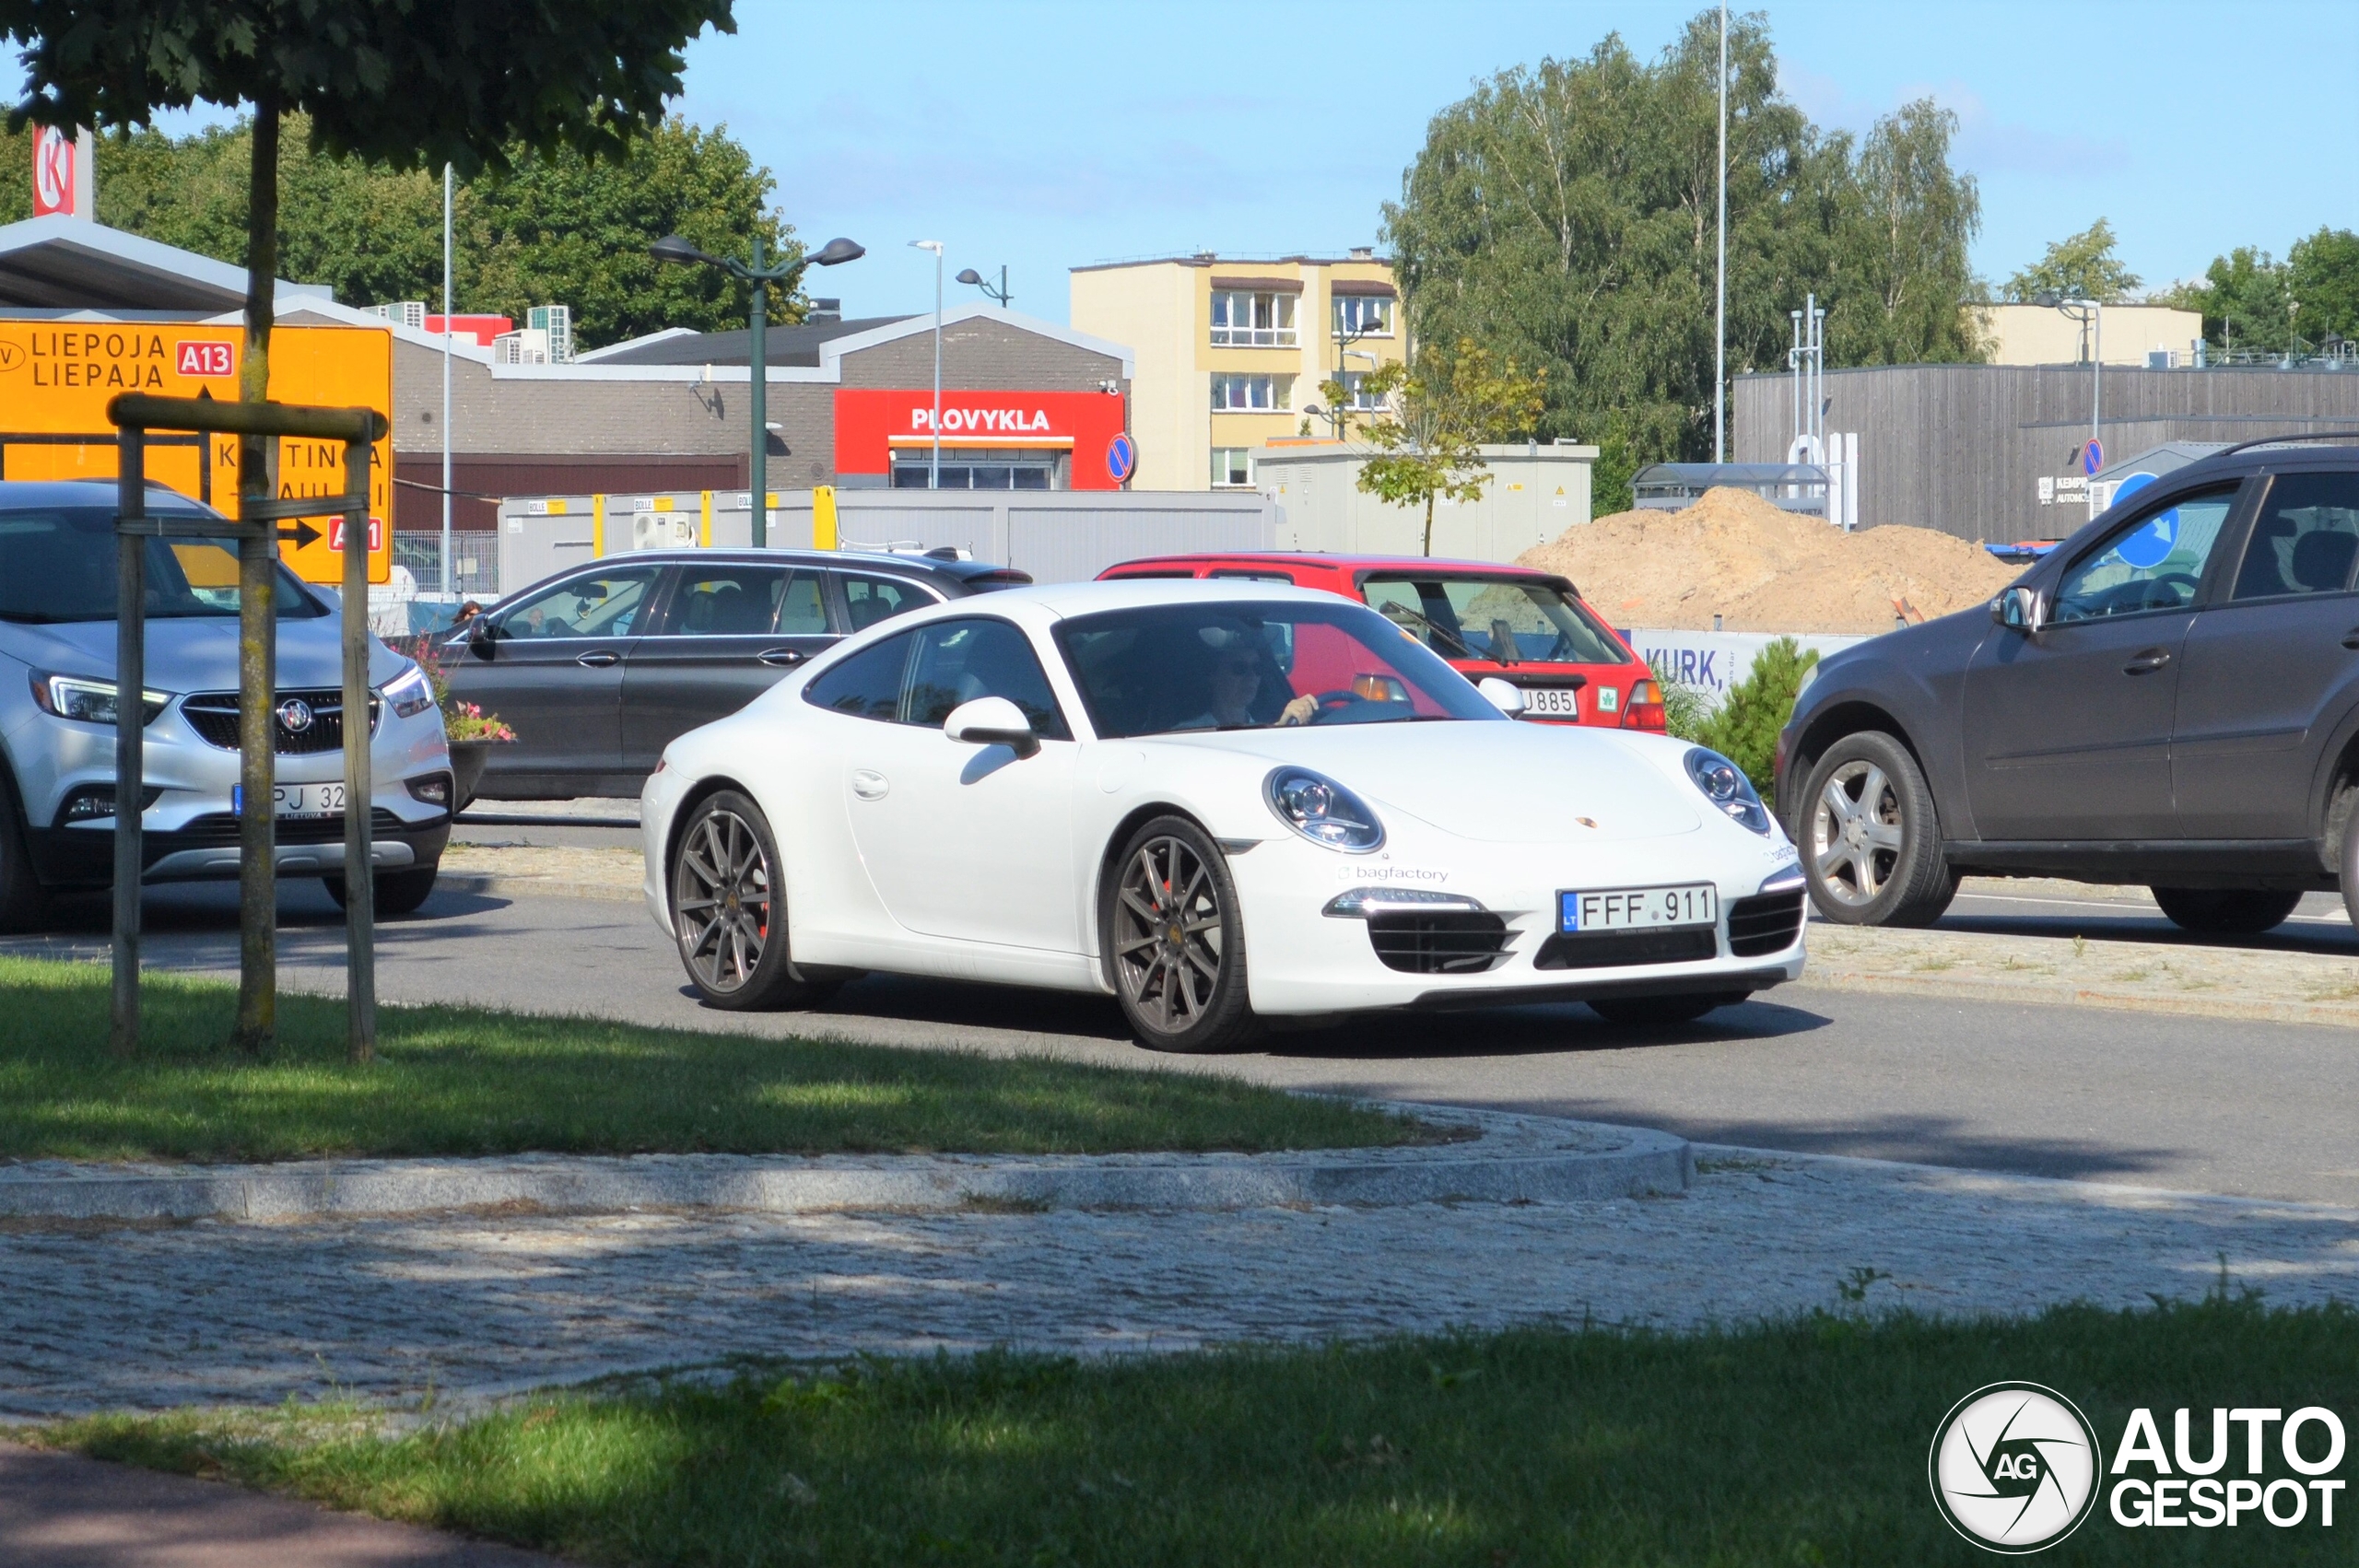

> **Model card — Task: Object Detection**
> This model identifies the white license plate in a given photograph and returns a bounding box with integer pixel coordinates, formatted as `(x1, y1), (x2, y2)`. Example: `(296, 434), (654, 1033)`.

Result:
(1521, 685), (1583, 717)
(234, 782), (346, 819)
(1559, 883), (1718, 932)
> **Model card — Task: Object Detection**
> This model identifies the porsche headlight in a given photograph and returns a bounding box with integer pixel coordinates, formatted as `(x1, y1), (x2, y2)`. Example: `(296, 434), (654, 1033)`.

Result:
(1684, 746), (1771, 836)
(381, 662), (437, 720)
(1263, 766), (1385, 852)
(31, 672), (171, 726)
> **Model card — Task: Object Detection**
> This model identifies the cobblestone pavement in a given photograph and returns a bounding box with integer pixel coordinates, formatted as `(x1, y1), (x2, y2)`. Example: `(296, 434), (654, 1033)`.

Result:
(6, 1149), (2357, 1420)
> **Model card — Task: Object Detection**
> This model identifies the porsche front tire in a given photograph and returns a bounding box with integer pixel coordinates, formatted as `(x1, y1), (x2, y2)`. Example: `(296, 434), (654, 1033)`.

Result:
(671, 790), (837, 1012)
(1104, 816), (1262, 1054)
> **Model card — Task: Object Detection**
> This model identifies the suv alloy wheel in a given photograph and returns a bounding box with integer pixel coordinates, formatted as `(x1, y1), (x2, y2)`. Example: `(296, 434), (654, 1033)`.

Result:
(1801, 731), (1956, 927)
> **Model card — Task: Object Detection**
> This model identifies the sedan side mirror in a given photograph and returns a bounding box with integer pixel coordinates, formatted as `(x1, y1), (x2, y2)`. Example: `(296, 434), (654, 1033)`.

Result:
(1990, 585), (2043, 634)
(1476, 676), (1527, 717)
(944, 696), (1039, 758)
(466, 618), (498, 660)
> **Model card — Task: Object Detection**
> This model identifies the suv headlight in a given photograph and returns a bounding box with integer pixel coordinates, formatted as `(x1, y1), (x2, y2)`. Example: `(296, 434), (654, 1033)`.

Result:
(1263, 766), (1385, 852)
(1684, 746), (1771, 836)
(30, 672), (171, 726)
(381, 662), (437, 720)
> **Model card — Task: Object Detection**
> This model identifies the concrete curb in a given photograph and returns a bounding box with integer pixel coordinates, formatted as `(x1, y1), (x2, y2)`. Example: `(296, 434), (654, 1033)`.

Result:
(1796, 965), (2359, 1032)
(0, 1106), (1689, 1224)
(438, 872), (642, 906)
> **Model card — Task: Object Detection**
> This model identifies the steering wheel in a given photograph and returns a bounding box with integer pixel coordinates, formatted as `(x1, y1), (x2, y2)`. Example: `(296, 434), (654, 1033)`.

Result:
(2151, 571), (2201, 604)
(1310, 689), (1369, 713)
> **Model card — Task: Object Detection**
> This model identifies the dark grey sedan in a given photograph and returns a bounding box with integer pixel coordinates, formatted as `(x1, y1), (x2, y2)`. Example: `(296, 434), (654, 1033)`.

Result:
(446, 548), (1029, 799)
(1778, 435), (2359, 935)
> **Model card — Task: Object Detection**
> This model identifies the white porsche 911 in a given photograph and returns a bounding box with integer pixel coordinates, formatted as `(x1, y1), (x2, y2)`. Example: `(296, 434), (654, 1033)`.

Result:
(640, 579), (1806, 1052)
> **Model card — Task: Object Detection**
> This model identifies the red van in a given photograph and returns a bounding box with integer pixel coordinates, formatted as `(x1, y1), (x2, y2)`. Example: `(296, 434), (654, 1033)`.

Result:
(1096, 554), (1664, 730)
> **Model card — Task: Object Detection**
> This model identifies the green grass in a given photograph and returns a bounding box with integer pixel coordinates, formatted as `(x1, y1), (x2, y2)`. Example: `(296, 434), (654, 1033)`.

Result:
(0, 956), (1423, 1162)
(39, 1294), (2359, 1565)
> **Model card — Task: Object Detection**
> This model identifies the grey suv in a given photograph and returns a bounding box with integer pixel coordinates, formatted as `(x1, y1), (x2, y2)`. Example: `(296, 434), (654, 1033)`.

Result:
(444, 547), (1029, 799)
(0, 481), (454, 930)
(1778, 436), (2359, 934)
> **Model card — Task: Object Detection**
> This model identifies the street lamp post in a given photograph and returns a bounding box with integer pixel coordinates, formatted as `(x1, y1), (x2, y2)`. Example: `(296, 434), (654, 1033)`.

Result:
(956, 265), (1011, 310)
(911, 241), (945, 488)
(651, 230), (865, 544)
(2034, 289), (2102, 468)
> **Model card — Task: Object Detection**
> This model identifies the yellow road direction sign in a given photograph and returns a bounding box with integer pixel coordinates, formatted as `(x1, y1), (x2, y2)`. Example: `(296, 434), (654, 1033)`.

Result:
(0, 322), (394, 584)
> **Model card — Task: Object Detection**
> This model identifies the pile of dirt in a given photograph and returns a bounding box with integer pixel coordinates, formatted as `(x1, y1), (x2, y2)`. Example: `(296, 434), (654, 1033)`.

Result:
(1518, 486), (2020, 634)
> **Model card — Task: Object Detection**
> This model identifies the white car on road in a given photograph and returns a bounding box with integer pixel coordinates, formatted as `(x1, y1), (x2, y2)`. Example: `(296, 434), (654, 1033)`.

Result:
(641, 579), (1806, 1050)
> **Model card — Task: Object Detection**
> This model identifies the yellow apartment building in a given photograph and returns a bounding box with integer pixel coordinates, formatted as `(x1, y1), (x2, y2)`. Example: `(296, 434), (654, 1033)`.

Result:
(1070, 249), (1404, 492)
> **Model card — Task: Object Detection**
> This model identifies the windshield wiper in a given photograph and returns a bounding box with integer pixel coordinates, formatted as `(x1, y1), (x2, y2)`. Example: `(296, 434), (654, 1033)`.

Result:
(1379, 603), (1475, 658)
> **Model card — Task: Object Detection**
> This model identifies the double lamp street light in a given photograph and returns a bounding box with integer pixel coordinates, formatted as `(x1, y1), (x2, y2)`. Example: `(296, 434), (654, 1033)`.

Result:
(650, 231), (866, 546)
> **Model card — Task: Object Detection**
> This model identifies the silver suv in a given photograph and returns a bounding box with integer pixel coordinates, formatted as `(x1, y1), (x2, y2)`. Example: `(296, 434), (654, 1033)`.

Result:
(0, 481), (452, 929)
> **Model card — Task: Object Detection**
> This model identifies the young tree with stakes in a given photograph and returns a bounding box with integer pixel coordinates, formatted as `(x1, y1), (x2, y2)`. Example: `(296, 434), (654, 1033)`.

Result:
(0, 0), (734, 1055)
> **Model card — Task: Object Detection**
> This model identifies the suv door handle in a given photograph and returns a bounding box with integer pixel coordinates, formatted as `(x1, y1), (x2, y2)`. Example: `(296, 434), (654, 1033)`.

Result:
(2342, 628), (2359, 650)
(575, 649), (620, 668)
(2123, 648), (2172, 674)
(757, 648), (805, 667)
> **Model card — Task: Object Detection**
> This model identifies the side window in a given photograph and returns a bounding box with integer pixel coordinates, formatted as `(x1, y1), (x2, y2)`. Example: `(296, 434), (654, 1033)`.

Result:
(900, 617), (1072, 739)
(492, 566), (663, 639)
(2231, 473), (2359, 602)
(837, 572), (934, 633)
(656, 567), (790, 637)
(803, 631), (914, 721)
(2051, 489), (2237, 624)
(778, 571), (828, 634)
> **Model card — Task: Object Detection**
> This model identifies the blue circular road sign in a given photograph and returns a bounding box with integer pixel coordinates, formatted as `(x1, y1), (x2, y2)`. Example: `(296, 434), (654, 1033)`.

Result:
(1107, 431), (1138, 485)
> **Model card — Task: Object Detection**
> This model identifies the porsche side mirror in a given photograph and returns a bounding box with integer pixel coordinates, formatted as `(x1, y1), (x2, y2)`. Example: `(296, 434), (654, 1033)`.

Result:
(1990, 586), (2043, 633)
(1476, 676), (1527, 717)
(945, 696), (1039, 758)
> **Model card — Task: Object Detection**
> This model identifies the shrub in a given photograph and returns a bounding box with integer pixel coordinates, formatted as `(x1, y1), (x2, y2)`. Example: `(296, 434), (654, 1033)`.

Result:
(1693, 637), (1819, 808)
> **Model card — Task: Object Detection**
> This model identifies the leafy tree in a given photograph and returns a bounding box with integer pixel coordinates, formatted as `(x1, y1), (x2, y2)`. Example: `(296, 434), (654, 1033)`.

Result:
(1, 0), (731, 1056)
(1693, 637), (1820, 803)
(2003, 218), (2142, 304)
(2290, 228), (2359, 346)
(1351, 339), (1548, 555)
(2165, 228), (2359, 354)
(45, 113), (802, 346)
(1383, 10), (1981, 474)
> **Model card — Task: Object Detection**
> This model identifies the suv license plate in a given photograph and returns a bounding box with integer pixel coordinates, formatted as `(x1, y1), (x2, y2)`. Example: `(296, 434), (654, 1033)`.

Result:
(1559, 883), (1717, 933)
(233, 782), (347, 819)
(1521, 685), (1582, 717)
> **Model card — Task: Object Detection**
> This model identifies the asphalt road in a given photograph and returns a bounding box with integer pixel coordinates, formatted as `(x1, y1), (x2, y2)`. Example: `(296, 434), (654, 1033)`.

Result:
(13, 867), (2359, 1211)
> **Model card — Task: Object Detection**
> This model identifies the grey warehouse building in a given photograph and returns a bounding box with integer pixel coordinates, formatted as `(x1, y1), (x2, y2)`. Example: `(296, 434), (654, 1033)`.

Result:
(1733, 361), (2359, 543)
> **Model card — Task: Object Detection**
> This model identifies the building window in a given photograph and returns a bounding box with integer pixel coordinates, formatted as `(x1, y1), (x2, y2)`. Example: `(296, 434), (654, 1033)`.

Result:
(1339, 370), (1388, 411)
(1211, 373), (1292, 412)
(1211, 290), (1297, 347)
(1333, 295), (1393, 336)
(1211, 449), (1256, 487)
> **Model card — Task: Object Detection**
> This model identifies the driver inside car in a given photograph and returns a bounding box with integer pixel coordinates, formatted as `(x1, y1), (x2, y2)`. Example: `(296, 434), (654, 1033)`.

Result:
(1178, 641), (1317, 731)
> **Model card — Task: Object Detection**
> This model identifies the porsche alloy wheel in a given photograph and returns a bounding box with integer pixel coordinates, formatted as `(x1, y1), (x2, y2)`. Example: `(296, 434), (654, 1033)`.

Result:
(1106, 817), (1260, 1052)
(671, 790), (837, 1011)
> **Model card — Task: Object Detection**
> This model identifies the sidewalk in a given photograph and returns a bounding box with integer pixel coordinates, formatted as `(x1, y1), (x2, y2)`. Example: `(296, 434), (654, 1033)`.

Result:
(0, 1440), (561, 1566)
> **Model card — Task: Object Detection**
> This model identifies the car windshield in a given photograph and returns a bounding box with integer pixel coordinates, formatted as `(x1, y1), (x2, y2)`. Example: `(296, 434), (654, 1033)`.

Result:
(1054, 600), (1504, 737)
(0, 505), (324, 623)
(1360, 575), (1628, 666)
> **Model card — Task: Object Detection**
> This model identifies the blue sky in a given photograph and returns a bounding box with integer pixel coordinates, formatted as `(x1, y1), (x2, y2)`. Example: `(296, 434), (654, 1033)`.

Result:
(675, 0), (2359, 325)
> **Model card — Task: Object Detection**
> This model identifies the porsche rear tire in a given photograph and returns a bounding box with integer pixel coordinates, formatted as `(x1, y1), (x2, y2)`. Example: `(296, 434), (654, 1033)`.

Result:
(671, 790), (839, 1012)
(1104, 816), (1262, 1053)
(1587, 991), (1748, 1026)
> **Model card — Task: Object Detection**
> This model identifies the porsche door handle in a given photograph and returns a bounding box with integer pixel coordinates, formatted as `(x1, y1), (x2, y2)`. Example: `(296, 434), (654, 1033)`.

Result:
(575, 649), (621, 668)
(850, 769), (889, 801)
(757, 648), (805, 667)
(2122, 649), (2172, 674)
